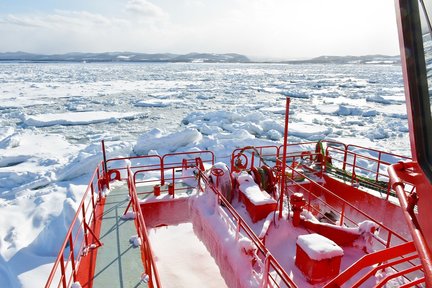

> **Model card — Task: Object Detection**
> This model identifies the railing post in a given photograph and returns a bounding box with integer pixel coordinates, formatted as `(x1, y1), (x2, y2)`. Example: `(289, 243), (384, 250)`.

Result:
(60, 254), (67, 288)
(386, 231), (392, 248)
(90, 182), (96, 218)
(260, 255), (270, 288)
(351, 154), (357, 185)
(376, 151), (382, 182)
(69, 233), (77, 283)
(339, 204), (345, 226)
(342, 146), (348, 171)
(82, 203), (89, 247)
(101, 140), (108, 178)
(160, 160), (165, 186)
(279, 97), (291, 219)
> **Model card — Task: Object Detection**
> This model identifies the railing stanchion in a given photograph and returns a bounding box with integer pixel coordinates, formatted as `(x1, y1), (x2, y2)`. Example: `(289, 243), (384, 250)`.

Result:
(69, 233), (77, 283)
(279, 97), (291, 219)
(82, 203), (89, 247)
(60, 254), (66, 288)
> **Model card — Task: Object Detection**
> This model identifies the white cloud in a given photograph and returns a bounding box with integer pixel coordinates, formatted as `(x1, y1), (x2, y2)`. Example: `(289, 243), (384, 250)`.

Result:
(125, 0), (167, 18)
(1, 10), (124, 31)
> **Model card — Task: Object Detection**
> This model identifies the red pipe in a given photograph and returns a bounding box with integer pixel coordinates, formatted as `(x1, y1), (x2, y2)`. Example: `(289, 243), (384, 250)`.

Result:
(388, 162), (432, 287)
(279, 97), (291, 219)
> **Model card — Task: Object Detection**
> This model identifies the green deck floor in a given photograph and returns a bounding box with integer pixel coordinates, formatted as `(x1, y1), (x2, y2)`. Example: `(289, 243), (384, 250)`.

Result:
(92, 185), (147, 288)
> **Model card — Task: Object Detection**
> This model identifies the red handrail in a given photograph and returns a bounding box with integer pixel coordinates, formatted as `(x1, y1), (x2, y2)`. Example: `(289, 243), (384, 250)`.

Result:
(323, 241), (418, 288)
(198, 170), (297, 288)
(125, 167), (161, 288)
(126, 167), (162, 287)
(45, 162), (104, 288)
(388, 161), (432, 287)
(284, 164), (408, 245)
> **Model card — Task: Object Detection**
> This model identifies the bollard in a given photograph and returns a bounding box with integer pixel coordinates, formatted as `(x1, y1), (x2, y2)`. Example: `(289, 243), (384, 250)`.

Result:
(153, 184), (161, 196)
(168, 183), (174, 196)
(290, 193), (306, 227)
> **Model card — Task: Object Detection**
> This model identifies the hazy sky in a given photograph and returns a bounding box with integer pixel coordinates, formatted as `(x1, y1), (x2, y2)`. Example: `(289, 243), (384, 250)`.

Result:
(0, 0), (400, 59)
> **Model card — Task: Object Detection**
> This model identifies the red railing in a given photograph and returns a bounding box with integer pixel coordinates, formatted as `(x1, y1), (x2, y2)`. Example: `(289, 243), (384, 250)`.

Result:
(231, 141), (411, 201)
(230, 143), (423, 286)
(231, 145), (280, 171)
(285, 166), (408, 244)
(126, 167), (162, 287)
(198, 169), (297, 288)
(388, 161), (432, 287)
(132, 151), (215, 196)
(106, 155), (163, 181)
(323, 241), (422, 288)
(283, 161), (425, 286)
(45, 162), (104, 288)
(324, 142), (410, 198)
(124, 150), (294, 287)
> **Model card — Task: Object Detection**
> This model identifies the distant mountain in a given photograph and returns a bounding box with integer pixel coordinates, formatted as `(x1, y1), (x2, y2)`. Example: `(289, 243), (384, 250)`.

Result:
(0, 52), (400, 64)
(0, 51), (250, 63)
(282, 55), (400, 64)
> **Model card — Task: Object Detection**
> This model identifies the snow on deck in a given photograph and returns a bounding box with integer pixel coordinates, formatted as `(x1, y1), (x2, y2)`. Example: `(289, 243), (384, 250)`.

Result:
(237, 173), (276, 205)
(148, 223), (228, 288)
(297, 233), (344, 260)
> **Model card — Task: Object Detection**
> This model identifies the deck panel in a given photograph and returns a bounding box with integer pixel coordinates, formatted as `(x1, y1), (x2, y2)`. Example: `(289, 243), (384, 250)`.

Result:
(92, 185), (147, 288)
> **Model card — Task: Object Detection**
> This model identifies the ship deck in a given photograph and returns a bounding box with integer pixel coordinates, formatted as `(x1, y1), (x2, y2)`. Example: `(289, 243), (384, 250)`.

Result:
(92, 184), (147, 288)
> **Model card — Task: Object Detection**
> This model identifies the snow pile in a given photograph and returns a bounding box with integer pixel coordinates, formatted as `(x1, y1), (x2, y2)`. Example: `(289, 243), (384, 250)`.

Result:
(209, 163), (233, 202)
(129, 235), (142, 247)
(135, 99), (182, 107)
(133, 128), (203, 155)
(296, 233), (344, 261)
(237, 173), (276, 205)
(22, 111), (145, 127)
(191, 191), (261, 287)
(121, 211), (136, 220)
(71, 282), (82, 288)
(354, 220), (380, 253)
(366, 95), (391, 104)
(148, 222), (228, 288)
(183, 110), (333, 143)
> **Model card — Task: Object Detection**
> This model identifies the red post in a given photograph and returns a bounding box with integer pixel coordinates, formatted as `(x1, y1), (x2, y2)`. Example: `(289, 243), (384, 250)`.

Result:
(153, 184), (161, 196)
(290, 193), (306, 227)
(69, 233), (77, 282)
(168, 183), (174, 197)
(279, 97), (291, 219)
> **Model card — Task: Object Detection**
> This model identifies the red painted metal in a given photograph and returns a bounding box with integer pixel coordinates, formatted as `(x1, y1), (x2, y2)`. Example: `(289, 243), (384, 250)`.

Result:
(295, 242), (342, 284)
(45, 163), (104, 288)
(300, 220), (360, 247)
(290, 193), (305, 227)
(388, 161), (432, 286)
(238, 189), (277, 223)
(198, 169), (297, 287)
(351, 253), (420, 287)
(168, 183), (174, 196)
(210, 167), (224, 188)
(323, 241), (417, 288)
(232, 152), (248, 172)
(231, 145), (280, 171)
(153, 184), (161, 196)
(279, 97), (291, 219)
(126, 167), (162, 287)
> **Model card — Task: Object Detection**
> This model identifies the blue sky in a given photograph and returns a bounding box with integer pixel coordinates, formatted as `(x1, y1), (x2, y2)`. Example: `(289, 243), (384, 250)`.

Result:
(0, 0), (400, 59)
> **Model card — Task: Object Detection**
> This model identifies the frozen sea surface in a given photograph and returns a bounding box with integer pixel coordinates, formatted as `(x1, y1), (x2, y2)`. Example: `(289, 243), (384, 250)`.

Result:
(0, 62), (409, 287)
